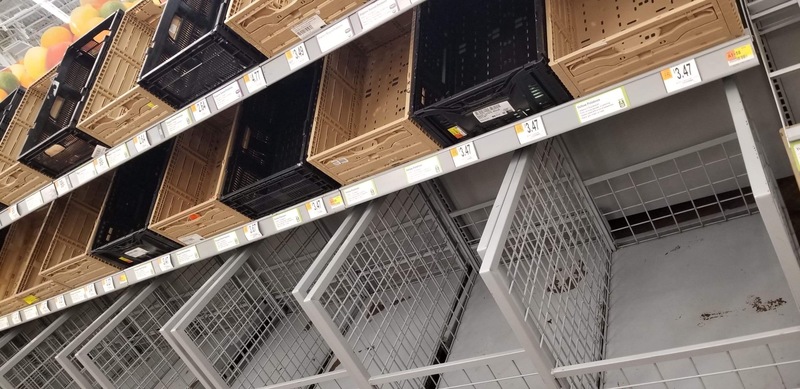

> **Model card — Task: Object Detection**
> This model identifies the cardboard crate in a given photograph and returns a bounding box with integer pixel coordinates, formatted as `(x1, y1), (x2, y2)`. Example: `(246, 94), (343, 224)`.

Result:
(546, 0), (743, 96)
(0, 207), (68, 315)
(149, 107), (250, 244)
(225, 0), (369, 57)
(0, 70), (56, 205)
(77, 0), (174, 147)
(38, 175), (121, 288)
(308, 13), (440, 185)
(781, 127), (800, 191)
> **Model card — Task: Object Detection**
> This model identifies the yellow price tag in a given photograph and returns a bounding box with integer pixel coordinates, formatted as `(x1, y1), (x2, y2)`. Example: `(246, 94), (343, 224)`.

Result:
(23, 295), (38, 305)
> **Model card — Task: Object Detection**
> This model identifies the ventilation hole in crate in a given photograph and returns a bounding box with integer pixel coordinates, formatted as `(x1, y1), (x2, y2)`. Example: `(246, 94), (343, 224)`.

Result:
(628, 19), (638, 25)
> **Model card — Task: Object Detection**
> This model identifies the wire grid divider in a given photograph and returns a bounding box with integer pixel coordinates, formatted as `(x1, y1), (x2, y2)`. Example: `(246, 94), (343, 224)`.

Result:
(551, 325), (800, 388)
(297, 182), (480, 389)
(583, 133), (757, 248)
(56, 286), (144, 389)
(449, 200), (495, 250)
(0, 299), (111, 389)
(477, 139), (615, 389)
(0, 328), (27, 366)
(160, 221), (345, 389)
(75, 257), (224, 389)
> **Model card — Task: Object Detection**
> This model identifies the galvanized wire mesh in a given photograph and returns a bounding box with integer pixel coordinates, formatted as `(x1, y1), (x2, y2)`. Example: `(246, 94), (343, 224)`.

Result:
(83, 259), (222, 388)
(179, 223), (336, 388)
(0, 328), (34, 365)
(584, 134), (756, 247)
(450, 200), (494, 249)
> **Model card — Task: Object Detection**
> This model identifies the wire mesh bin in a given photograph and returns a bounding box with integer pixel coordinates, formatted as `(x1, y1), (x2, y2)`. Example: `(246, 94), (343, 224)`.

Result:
(0, 319), (51, 368)
(308, 12), (441, 185)
(546, 0), (743, 96)
(91, 141), (182, 266)
(77, 0), (175, 147)
(138, 0), (266, 109)
(0, 299), (111, 389)
(220, 62), (338, 219)
(18, 13), (124, 178)
(298, 182), (481, 388)
(0, 70), (55, 205)
(225, 0), (369, 57)
(37, 174), (121, 288)
(161, 222), (337, 389)
(477, 140), (615, 389)
(76, 257), (225, 389)
(410, 0), (570, 146)
(149, 107), (250, 245)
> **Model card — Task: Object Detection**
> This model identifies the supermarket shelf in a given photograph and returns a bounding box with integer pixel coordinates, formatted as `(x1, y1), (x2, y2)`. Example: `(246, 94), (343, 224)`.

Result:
(0, 34), (760, 331)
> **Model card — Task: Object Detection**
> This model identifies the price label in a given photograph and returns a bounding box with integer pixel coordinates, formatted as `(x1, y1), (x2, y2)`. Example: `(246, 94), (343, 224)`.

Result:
(133, 262), (155, 280)
(515, 117), (547, 145)
(191, 99), (211, 121)
(102, 277), (114, 292)
(214, 231), (239, 251)
(55, 177), (72, 196)
(329, 194), (344, 209)
(317, 19), (354, 53)
(358, 0), (398, 31)
(8, 204), (19, 220)
(11, 312), (21, 324)
(343, 180), (377, 205)
(85, 283), (97, 298)
(164, 110), (193, 136)
(405, 156), (442, 184)
(0, 317), (8, 329)
(175, 246), (200, 265)
(134, 132), (151, 152)
(660, 59), (701, 93)
(25, 191), (44, 211)
(291, 14), (326, 39)
(273, 208), (302, 231)
(40, 184), (58, 203)
(38, 301), (50, 315)
(244, 68), (267, 93)
(450, 142), (479, 167)
(286, 43), (310, 70)
(178, 234), (204, 245)
(306, 198), (327, 219)
(243, 222), (262, 241)
(70, 288), (86, 303)
(75, 163), (97, 185)
(726, 44), (755, 66)
(92, 145), (108, 158)
(118, 273), (128, 285)
(213, 81), (243, 110)
(22, 306), (37, 320)
(22, 295), (37, 305)
(575, 87), (629, 123)
(56, 295), (66, 309)
(93, 155), (110, 174)
(158, 255), (173, 271)
(106, 144), (130, 167)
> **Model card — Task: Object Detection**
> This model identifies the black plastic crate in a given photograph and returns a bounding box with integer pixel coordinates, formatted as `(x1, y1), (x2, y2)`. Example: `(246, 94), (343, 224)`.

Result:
(410, 0), (571, 146)
(220, 62), (338, 219)
(138, 0), (266, 109)
(0, 89), (24, 141)
(18, 13), (123, 178)
(91, 141), (181, 266)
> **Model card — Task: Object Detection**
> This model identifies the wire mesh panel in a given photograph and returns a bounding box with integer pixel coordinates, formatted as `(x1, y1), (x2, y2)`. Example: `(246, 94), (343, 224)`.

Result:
(76, 258), (223, 389)
(584, 134), (757, 247)
(164, 222), (338, 389)
(478, 139), (615, 389)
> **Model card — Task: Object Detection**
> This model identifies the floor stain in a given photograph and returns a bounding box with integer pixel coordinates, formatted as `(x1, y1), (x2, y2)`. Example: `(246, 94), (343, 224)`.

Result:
(747, 296), (787, 312)
(665, 245), (681, 256)
(700, 310), (732, 321)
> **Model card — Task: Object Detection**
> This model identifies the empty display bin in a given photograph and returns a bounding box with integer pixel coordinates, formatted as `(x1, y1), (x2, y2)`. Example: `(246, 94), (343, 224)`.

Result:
(18, 13), (124, 178)
(77, 0), (175, 147)
(411, 0), (571, 145)
(220, 62), (337, 219)
(546, 0), (743, 96)
(138, 0), (266, 109)
(91, 141), (182, 266)
(225, 0), (369, 57)
(308, 12), (440, 185)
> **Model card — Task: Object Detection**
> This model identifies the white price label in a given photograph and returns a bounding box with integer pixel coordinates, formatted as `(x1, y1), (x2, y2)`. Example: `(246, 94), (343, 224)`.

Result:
(191, 99), (211, 121)
(56, 295), (66, 309)
(244, 68), (267, 93)
(343, 180), (377, 205)
(8, 204), (19, 220)
(38, 301), (50, 314)
(358, 0), (399, 30)
(243, 222), (262, 241)
(134, 132), (151, 152)
(106, 145), (130, 167)
(22, 307), (38, 320)
(575, 87), (629, 123)
(661, 59), (701, 93)
(291, 14), (326, 39)
(273, 208), (302, 231)
(0, 317), (8, 329)
(92, 145), (108, 158)
(178, 234), (204, 245)
(11, 312), (21, 324)
(473, 101), (515, 123)
(40, 184), (58, 203)
(24, 191), (44, 211)
(286, 43), (310, 70)
(176, 246), (200, 265)
(55, 177), (72, 196)
(158, 255), (173, 271)
(164, 110), (193, 136)
(133, 262), (155, 280)
(306, 198), (327, 219)
(213, 82), (243, 110)
(124, 247), (149, 258)
(317, 19), (354, 53)
(70, 288), (86, 303)
(405, 156), (442, 184)
(93, 155), (110, 174)
(450, 142), (479, 167)
(214, 231), (239, 251)
(514, 117), (547, 144)
(85, 283), (97, 298)
(75, 163), (97, 185)
(102, 277), (115, 292)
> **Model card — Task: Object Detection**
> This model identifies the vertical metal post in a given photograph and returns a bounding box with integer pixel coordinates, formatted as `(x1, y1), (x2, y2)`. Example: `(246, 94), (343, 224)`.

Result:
(724, 77), (800, 311)
(0, 312), (72, 389)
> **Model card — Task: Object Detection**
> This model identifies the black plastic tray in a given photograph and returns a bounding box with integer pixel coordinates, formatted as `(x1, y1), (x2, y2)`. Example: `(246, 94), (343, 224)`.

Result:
(0, 89), (24, 142)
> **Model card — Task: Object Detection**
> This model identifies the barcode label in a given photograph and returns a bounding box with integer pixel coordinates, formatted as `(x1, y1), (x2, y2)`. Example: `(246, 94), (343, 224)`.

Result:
(473, 101), (514, 123)
(291, 14), (326, 39)
(286, 43), (310, 70)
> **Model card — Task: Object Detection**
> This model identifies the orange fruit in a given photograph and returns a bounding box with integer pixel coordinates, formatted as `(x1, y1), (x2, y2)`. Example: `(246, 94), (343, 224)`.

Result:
(69, 5), (99, 37)
(0, 90), (8, 102)
(40, 26), (73, 48)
